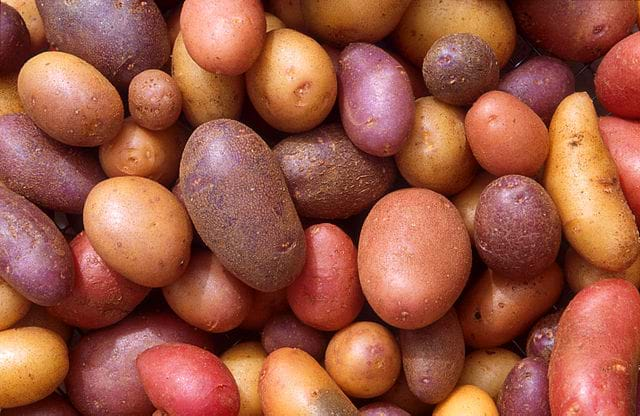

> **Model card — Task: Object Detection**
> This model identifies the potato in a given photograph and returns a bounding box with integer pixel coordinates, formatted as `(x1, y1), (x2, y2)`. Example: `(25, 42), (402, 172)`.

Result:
(513, 0), (636, 62)
(498, 56), (575, 124)
(423, 33), (499, 106)
(0, 3), (30, 74)
(99, 118), (188, 187)
(179, 119), (305, 292)
(83, 176), (193, 287)
(474, 175), (561, 279)
(287, 223), (364, 331)
(451, 171), (495, 239)
(128, 69), (182, 131)
(358, 188), (472, 329)
(240, 288), (288, 331)
(261, 313), (329, 362)
(273, 123), (396, 219)
(566, 246), (640, 293)
(458, 348), (522, 399)
(399, 309), (465, 404)
(549, 279), (640, 415)
(0, 327), (68, 409)
(497, 357), (550, 416)
(359, 402), (410, 416)
(433, 385), (499, 416)
(265, 12), (286, 32)
(1, 393), (80, 416)
(137, 343), (240, 416)
(221, 342), (267, 416)
(268, 0), (305, 31)
(18, 51), (124, 147)
(396, 97), (477, 195)
(0, 184), (73, 306)
(260, 348), (358, 415)
(3, 0), (46, 52)
(387, 50), (430, 98)
(66, 310), (214, 416)
(180, 0), (265, 76)
(247, 28), (337, 133)
(300, 0), (411, 45)
(37, 0), (170, 90)
(465, 91), (549, 177)
(166, 5), (182, 46)
(338, 42), (414, 157)
(543, 92), (640, 272)
(325, 321), (401, 398)
(526, 311), (561, 362)
(393, 0), (516, 68)
(13, 305), (72, 342)
(0, 72), (23, 115)
(0, 113), (105, 214)
(0, 279), (31, 331)
(47, 232), (150, 329)
(163, 250), (253, 333)
(172, 33), (244, 128)
(381, 372), (435, 415)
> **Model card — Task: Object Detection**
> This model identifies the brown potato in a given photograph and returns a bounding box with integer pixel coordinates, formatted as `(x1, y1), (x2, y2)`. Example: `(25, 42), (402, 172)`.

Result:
(433, 385), (499, 416)
(0, 72), (23, 115)
(240, 289), (289, 331)
(13, 305), (72, 342)
(396, 96), (477, 195)
(451, 171), (496, 239)
(265, 12), (286, 32)
(221, 342), (267, 416)
(246, 28), (337, 133)
(128, 69), (182, 131)
(83, 176), (193, 287)
(268, 0), (305, 31)
(0, 279), (31, 331)
(458, 348), (521, 399)
(4, 0), (46, 52)
(18, 51), (124, 147)
(565, 246), (640, 292)
(381, 372), (435, 415)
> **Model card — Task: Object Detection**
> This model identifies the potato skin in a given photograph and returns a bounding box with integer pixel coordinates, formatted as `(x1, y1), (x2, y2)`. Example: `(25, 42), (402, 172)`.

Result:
(526, 311), (561, 362)
(1, 393), (80, 416)
(0, 113), (105, 214)
(261, 313), (329, 362)
(13, 305), (72, 342)
(0, 72), (24, 115)
(0, 3), (30, 74)
(240, 288), (289, 331)
(18, 51), (124, 147)
(265, 12), (286, 32)
(359, 402), (410, 416)
(339, 42), (414, 157)
(381, 372), (435, 415)
(0, 184), (73, 306)
(268, 0), (305, 31)
(549, 279), (640, 415)
(36, 0), (170, 89)
(0, 279), (30, 331)
(513, 0), (636, 63)
(220, 342), (267, 416)
(273, 123), (396, 219)
(566, 246), (640, 292)
(458, 348), (521, 399)
(259, 348), (358, 415)
(543, 92), (640, 272)
(358, 188), (471, 329)
(128, 69), (182, 131)
(0, 327), (69, 409)
(399, 309), (465, 404)
(3, 0), (46, 52)
(433, 384), (499, 416)
(497, 357), (550, 416)
(179, 119), (306, 292)
(451, 171), (495, 240)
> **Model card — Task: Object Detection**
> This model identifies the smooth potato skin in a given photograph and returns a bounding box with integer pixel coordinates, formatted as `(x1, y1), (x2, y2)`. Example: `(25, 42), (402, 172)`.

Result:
(0, 279), (30, 330)
(1, 393), (80, 416)
(13, 305), (72, 342)
(3, 0), (46, 52)
(179, 119), (306, 292)
(433, 384), (499, 416)
(458, 348), (522, 399)
(220, 342), (267, 416)
(549, 279), (640, 415)
(268, 0), (305, 31)
(497, 357), (550, 416)
(261, 313), (329, 362)
(543, 92), (640, 272)
(526, 311), (561, 362)
(0, 3), (30, 74)
(0, 184), (73, 306)
(565, 246), (640, 292)
(358, 188), (471, 329)
(399, 309), (465, 404)
(0, 113), (105, 214)
(451, 171), (495, 240)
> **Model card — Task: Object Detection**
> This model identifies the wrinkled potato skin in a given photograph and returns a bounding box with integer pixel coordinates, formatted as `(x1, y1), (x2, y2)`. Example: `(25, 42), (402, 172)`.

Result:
(458, 348), (522, 399)
(452, 171), (495, 240)
(0, 73), (23, 115)
(566, 246), (640, 292)
(221, 342), (267, 416)
(0, 279), (31, 331)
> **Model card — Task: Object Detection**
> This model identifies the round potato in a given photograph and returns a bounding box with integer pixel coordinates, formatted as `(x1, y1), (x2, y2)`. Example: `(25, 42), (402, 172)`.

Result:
(526, 311), (561, 362)
(458, 348), (522, 399)
(128, 69), (182, 131)
(261, 313), (329, 362)
(433, 385), (499, 416)
(221, 342), (267, 416)
(0, 72), (23, 115)
(451, 171), (496, 240)
(13, 305), (72, 342)
(0, 279), (31, 331)
(565, 246), (640, 292)
(497, 357), (550, 416)
(1, 393), (79, 416)
(0, 3), (30, 74)
(3, 0), (46, 52)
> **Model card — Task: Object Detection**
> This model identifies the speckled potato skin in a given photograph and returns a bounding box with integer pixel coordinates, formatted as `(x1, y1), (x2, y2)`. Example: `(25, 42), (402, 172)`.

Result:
(180, 119), (306, 292)
(0, 3), (31, 74)
(526, 311), (561, 362)
(497, 357), (550, 416)
(399, 310), (465, 404)
(128, 69), (182, 131)
(273, 123), (396, 219)
(36, 0), (170, 90)
(0, 73), (24, 115)
(0, 113), (106, 214)
(0, 184), (74, 306)
(0, 279), (30, 331)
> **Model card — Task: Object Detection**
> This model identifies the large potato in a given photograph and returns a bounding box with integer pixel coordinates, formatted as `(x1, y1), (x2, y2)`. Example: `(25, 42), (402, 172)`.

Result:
(221, 342), (267, 416)
(543, 92), (639, 272)
(0, 279), (30, 331)
(358, 188), (471, 329)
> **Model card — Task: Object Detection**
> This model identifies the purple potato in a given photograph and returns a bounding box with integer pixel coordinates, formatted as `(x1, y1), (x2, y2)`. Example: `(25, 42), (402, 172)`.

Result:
(526, 311), (562, 362)
(359, 402), (411, 416)
(0, 3), (30, 73)
(497, 357), (550, 416)
(261, 313), (329, 362)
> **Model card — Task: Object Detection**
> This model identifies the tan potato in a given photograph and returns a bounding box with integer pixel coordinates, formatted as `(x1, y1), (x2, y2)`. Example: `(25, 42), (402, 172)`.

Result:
(433, 385), (499, 416)
(221, 342), (267, 416)
(458, 348), (521, 399)
(0, 279), (31, 331)
(12, 305), (72, 342)
(393, 0), (516, 68)
(246, 28), (337, 133)
(451, 171), (496, 240)
(265, 12), (286, 32)
(565, 246), (640, 292)
(0, 73), (23, 115)
(128, 69), (182, 131)
(543, 92), (640, 272)
(0, 327), (69, 409)
(3, 0), (46, 52)
(395, 96), (477, 195)
(171, 33), (244, 128)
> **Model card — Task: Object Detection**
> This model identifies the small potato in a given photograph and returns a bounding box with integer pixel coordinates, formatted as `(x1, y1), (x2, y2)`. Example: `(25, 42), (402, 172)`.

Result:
(526, 311), (561, 362)
(3, 0), (46, 52)
(163, 250), (254, 333)
(387, 50), (430, 98)
(260, 348), (358, 415)
(451, 171), (495, 239)
(247, 28), (337, 133)
(239, 289), (288, 331)
(465, 91), (549, 177)
(458, 348), (522, 399)
(433, 385), (499, 416)
(1, 393), (79, 416)
(13, 305), (72, 342)
(0, 3), (30, 74)
(0, 327), (69, 409)
(18, 51), (124, 147)
(171, 33), (245, 127)
(221, 342), (267, 416)
(497, 357), (550, 416)
(128, 69), (182, 131)
(338, 42), (415, 157)
(0, 279), (31, 331)
(359, 402), (410, 416)
(268, 0), (305, 31)
(395, 96), (477, 195)
(423, 33), (499, 106)
(265, 12), (286, 32)
(566, 246), (640, 292)
(381, 372), (435, 415)
(325, 321), (401, 398)
(83, 176), (193, 287)
(0, 72), (23, 115)
(261, 313), (329, 362)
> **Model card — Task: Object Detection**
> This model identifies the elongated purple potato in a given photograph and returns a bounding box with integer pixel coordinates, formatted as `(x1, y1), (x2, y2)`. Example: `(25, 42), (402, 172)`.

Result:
(497, 357), (550, 416)
(338, 43), (414, 157)
(0, 184), (73, 306)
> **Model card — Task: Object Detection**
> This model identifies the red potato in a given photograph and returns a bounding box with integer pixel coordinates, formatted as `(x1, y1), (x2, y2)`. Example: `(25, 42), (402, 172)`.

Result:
(549, 279), (640, 415)
(287, 223), (364, 331)
(137, 343), (240, 416)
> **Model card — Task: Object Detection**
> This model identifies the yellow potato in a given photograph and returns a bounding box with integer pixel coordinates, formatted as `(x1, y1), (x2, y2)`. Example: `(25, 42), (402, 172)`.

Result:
(543, 92), (640, 272)
(458, 348), (521, 398)
(0, 73), (23, 116)
(434, 385), (499, 416)
(451, 171), (496, 239)
(221, 342), (267, 416)
(265, 12), (286, 32)
(0, 279), (31, 330)
(565, 246), (640, 292)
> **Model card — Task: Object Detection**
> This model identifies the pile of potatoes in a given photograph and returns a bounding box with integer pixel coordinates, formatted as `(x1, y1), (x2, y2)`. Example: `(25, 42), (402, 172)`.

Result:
(1, 0), (640, 415)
